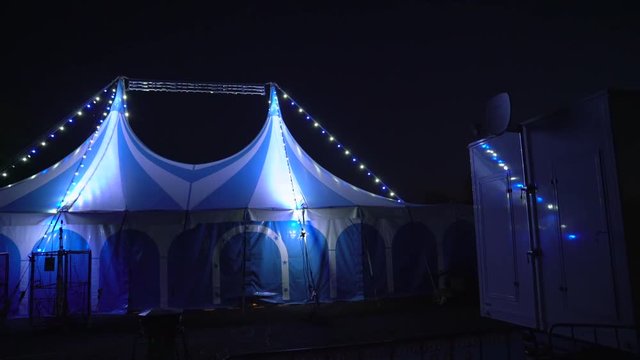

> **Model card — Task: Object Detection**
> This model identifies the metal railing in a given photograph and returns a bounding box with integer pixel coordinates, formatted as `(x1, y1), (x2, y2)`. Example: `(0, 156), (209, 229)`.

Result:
(127, 80), (266, 96)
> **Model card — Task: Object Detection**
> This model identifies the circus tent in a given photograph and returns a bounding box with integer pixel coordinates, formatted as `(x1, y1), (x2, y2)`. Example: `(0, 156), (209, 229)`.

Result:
(0, 78), (473, 317)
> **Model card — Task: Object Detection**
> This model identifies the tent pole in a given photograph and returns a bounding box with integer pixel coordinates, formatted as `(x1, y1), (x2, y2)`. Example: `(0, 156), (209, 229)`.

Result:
(359, 207), (377, 300)
(300, 208), (318, 306)
(406, 206), (439, 300)
(55, 220), (65, 319)
(241, 209), (248, 314)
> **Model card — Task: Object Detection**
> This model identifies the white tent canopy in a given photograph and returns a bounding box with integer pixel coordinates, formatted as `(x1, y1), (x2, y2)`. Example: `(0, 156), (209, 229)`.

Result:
(0, 78), (474, 317)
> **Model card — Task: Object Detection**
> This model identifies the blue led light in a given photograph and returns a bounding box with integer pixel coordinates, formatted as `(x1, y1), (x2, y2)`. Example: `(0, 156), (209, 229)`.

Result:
(50, 134), (55, 138)
(481, 144), (489, 149)
(567, 234), (577, 240)
(352, 158), (356, 162)
(86, 104), (91, 108)
(382, 186), (386, 190)
(491, 156), (498, 161)
(367, 172), (371, 176)
(515, 183), (524, 188)
(337, 144), (341, 148)
(68, 119), (73, 123)
(31, 149), (36, 154)
(537, 196), (543, 203)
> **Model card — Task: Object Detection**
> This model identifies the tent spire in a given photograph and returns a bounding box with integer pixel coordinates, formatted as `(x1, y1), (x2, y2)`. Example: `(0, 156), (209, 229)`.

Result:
(110, 78), (126, 115)
(270, 84), (306, 211)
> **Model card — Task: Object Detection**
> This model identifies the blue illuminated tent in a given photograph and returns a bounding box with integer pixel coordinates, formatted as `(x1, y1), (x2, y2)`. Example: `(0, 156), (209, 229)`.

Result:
(0, 78), (473, 317)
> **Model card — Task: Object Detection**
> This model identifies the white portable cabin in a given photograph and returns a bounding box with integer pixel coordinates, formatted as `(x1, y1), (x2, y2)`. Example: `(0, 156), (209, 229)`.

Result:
(469, 89), (640, 354)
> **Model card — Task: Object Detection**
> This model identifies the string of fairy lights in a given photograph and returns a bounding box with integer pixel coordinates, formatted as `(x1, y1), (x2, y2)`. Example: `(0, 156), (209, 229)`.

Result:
(56, 85), (127, 211)
(34, 82), (123, 251)
(0, 78), (119, 184)
(273, 84), (403, 203)
(2, 79), (403, 204)
(479, 142), (577, 241)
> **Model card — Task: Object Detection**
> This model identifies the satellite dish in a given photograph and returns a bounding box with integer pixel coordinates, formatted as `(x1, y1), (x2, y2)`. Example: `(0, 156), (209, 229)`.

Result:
(485, 92), (511, 136)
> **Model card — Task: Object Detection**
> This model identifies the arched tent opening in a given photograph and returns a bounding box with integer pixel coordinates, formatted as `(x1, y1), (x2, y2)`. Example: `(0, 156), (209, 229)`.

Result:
(167, 224), (220, 309)
(442, 219), (478, 301)
(361, 224), (387, 299)
(392, 222), (437, 296)
(216, 223), (288, 306)
(30, 229), (90, 317)
(335, 224), (365, 301)
(200, 221), (331, 307)
(243, 226), (285, 303)
(0, 234), (21, 317)
(98, 229), (160, 314)
(335, 223), (387, 301)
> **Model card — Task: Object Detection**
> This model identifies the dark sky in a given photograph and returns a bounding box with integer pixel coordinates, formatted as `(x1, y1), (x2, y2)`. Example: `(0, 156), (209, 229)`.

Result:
(1, 2), (639, 204)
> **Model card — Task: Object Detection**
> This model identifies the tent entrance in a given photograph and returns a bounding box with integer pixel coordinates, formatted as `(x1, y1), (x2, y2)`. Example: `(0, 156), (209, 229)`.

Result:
(29, 249), (91, 322)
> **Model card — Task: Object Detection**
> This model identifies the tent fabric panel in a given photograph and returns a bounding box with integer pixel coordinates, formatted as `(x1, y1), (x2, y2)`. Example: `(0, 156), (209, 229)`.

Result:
(0, 109), (111, 212)
(68, 113), (126, 211)
(0, 158), (82, 213)
(284, 142), (354, 207)
(98, 229), (160, 314)
(306, 207), (360, 221)
(335, 224), (364, 301)
(361, 223), (388, 298)
(1, 204), (474, 318)
(190, 123), (274, 210)
(243, 229), (284, 303)
(274, 221), (308, 303)
(167, 223), (233, 309)
(219, 226), (245, 307)
(282, 124), (402, 208)
(10, 80), (127, 213)
(117, 125), (186, 210)
(300, 223), (331, 302)
(0, 235), (21, 317)
(247, 115), (304, 210)
(98, 232), (128, 313)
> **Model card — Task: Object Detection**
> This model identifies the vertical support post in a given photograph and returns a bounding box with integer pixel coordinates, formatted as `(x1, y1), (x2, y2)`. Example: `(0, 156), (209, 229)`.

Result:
(63, 251), (69, 318)
(87, 250), (92, 319)
(28, 255), (35, 321)
(56, 221), (65, 318)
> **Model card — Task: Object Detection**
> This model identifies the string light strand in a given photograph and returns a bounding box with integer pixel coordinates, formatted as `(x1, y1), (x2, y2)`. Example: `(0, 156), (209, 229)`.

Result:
(0, 77), (120, 182)
(273, 84), (403, 203)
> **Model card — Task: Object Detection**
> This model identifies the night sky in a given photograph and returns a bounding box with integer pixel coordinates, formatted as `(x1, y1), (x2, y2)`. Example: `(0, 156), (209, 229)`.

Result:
(2, 2), (639, 204)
